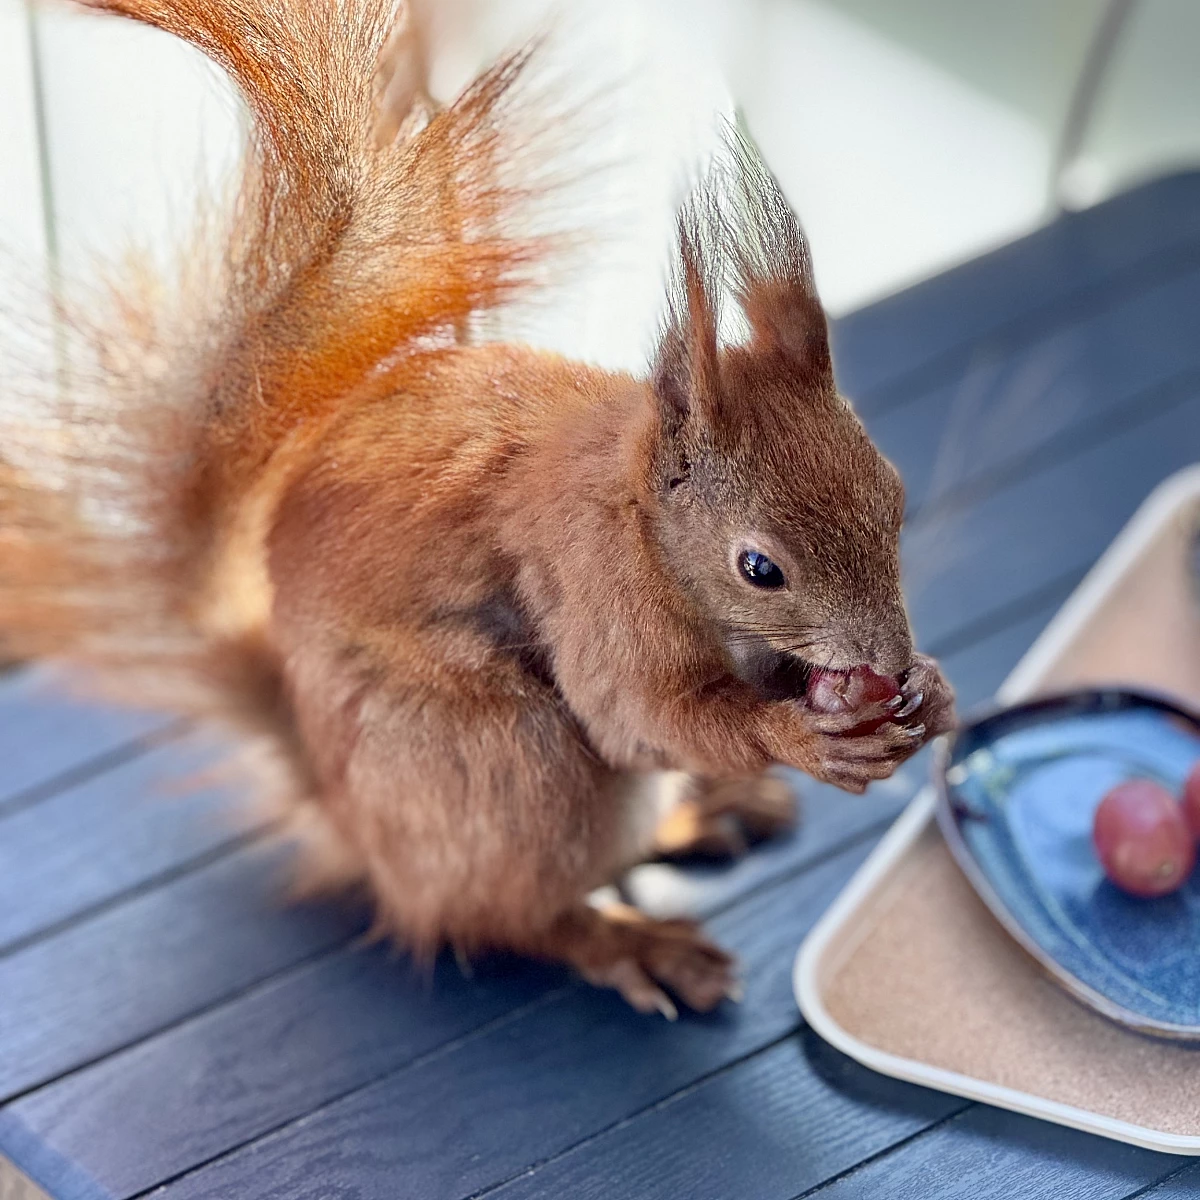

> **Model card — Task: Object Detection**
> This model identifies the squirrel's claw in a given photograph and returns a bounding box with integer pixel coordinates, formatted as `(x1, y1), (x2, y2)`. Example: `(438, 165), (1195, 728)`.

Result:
(899, 654), (957, 739)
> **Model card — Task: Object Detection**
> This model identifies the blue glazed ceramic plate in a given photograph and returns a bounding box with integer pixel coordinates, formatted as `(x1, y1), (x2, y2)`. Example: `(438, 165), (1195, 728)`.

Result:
(935, 689), (1200, 1040)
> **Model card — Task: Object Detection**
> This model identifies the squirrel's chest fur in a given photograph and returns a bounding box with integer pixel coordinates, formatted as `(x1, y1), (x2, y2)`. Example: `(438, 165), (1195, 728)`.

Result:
(252, 344), (641, 695)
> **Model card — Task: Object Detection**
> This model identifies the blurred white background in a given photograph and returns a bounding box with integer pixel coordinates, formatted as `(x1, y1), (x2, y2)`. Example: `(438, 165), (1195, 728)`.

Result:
(2, 0), (1199, 369)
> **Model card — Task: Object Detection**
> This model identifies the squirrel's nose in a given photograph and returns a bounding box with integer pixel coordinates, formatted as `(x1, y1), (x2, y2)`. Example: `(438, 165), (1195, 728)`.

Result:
(834, 625), (913, 679)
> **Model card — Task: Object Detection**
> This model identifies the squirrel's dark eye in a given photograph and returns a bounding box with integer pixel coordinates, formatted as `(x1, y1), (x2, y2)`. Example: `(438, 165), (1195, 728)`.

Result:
(738, 549), (786, 589)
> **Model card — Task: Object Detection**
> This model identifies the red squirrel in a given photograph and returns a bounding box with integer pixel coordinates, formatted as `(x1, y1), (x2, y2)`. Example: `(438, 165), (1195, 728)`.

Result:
(0, 0), (954, 1014)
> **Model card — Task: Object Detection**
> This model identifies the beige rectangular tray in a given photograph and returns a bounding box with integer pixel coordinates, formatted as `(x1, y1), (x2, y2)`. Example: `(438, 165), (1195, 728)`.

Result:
(795, 465), (1200, 1155)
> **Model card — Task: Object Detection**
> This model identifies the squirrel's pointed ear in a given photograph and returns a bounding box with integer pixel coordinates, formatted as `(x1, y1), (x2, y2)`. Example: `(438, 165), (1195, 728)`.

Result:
(652, 211), (722, 443)
(726, 124), (833, 386)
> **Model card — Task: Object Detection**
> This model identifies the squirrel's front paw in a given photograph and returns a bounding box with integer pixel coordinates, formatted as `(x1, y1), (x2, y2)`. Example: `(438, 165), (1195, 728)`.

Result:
(760, 653), (957, 793)
(760, 694), (917, 793)
(896, 653), (957, 741)
(801, 656), (957, 791)
(798, 706), (926, 793)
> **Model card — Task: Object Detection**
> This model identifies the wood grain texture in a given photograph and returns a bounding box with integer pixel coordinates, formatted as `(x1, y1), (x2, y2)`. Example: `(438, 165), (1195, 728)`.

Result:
(804, 1105), (1185, 1200)
(1129, 1163), (1200, 1198)
(1, 785), (908, 1199)
(488, 1031), (967, 1200)
(147, 839), (883, 1200)
(0, 838), (366, 1103)
(0, 732), (258, 953)
(0, 949), (565, 1200)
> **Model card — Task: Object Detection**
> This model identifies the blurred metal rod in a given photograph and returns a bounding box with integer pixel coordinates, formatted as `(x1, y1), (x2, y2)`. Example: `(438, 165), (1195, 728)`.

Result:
(1051, 0), (1139, 212)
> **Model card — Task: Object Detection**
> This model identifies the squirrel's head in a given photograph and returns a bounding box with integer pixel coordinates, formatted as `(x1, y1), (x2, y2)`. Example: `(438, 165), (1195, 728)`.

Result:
(642, 128), (913, 696)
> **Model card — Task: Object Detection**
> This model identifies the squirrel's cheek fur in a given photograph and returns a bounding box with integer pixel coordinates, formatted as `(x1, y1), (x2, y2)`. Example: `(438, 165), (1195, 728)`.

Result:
(0, 0), (954, 1012)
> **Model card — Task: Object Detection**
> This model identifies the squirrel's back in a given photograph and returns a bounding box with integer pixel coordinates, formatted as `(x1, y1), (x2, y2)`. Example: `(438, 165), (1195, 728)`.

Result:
(0, 0), (558, 710)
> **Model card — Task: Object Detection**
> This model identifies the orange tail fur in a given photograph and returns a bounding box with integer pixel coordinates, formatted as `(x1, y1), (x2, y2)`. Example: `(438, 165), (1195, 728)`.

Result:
(0, 0), (555, 702)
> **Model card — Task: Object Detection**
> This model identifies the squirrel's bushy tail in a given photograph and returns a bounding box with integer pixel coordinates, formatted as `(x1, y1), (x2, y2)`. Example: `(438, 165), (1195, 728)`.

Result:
(0, 0), (554, 711)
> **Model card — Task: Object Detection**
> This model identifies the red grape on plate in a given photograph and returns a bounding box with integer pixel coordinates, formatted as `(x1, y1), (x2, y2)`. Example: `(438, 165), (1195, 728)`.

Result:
(1092, 779), (1195, 898)
(1183, 762), (1200, 843)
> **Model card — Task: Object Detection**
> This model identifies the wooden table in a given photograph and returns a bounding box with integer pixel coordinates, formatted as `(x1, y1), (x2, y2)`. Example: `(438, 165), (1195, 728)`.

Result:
(2, 170), (1200, 1200)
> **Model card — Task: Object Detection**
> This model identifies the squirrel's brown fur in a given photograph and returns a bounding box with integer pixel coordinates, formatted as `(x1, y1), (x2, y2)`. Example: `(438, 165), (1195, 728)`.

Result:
(0, 0), (954, 1013)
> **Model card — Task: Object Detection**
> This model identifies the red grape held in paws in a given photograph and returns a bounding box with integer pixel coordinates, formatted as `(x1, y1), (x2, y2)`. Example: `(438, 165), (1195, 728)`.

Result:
(807, 665), (901, 735)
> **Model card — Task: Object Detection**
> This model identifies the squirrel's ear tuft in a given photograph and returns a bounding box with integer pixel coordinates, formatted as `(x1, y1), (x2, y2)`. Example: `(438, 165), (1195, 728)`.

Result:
(651, 122), (832, 448)
(724, 123), (832, 385)
(652, 196), (723, 445)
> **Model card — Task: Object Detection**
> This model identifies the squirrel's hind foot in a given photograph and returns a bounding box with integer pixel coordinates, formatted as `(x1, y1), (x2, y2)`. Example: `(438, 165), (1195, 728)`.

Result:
(535, 902), (738, 1016)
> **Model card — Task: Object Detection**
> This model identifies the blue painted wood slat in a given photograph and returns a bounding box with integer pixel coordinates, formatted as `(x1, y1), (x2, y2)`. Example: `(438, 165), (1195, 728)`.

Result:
(0, 840), (367, 1103)
(904, 392), (1200, 649)
(1130, 1162), (1200, 1198)
(0, 733), (259, 954)
(138, 838), (892, 1200)
(488, 1032), (968, 1200)
(491, 1067), (1185, 1200)
(867, 267), (1200, 518)
(0, 669), (172, 815)
(833, 171), (1200, 405)
(0, 782), (912, 1199)
(801, 1105), (1185, 1200)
